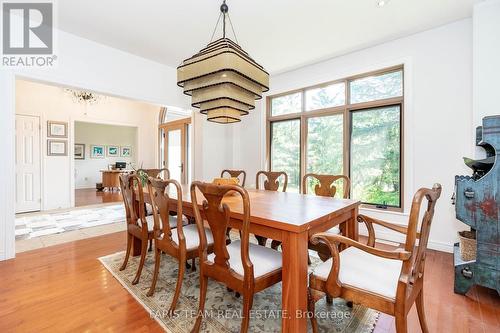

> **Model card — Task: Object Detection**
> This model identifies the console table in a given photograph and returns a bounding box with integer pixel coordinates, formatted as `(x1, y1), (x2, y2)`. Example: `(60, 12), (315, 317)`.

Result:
(100, 170), (130, 191)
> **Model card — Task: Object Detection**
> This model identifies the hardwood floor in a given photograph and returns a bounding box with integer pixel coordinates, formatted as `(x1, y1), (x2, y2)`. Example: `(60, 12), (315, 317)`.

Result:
(75, 188), (123, 207)
(0, 232), (498, 332)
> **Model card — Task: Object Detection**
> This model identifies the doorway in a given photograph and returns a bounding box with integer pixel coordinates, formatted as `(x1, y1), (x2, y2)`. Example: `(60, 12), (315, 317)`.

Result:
(159, 117), (191, 184)
(15, 114), (41, 214)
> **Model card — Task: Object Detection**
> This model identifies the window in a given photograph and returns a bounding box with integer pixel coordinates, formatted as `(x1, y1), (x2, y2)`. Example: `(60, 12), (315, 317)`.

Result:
(268, 66), (403, 210)
(270, 119), (301, 192)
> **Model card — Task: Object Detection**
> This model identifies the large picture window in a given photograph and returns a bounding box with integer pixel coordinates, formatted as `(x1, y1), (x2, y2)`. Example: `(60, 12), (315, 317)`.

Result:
(268, 66), (403, 210)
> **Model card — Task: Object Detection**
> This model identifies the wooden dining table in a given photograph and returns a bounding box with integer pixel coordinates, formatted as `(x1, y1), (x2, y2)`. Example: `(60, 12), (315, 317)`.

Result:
(135, 184), (360, 332)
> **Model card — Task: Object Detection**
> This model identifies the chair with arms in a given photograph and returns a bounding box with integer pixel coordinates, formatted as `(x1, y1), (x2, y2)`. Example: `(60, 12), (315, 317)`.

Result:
(308, 184), (442, 333)
(254, 171), (288, 246)
(118, 173), (155, 285)
(146, 177), (214, 313)
(221, 169), (247, 187)
(190, 182), (282, 333)
(137, 168), (170, 179)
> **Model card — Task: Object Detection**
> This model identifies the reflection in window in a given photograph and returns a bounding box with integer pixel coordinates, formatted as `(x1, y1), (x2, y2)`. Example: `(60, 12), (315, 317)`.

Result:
(350, 71), (403, 104)
(305, 83), (345, 111)
(271, 93), (302, 116)
(350, 105), (401, 207)
(271, 119), (300, 192)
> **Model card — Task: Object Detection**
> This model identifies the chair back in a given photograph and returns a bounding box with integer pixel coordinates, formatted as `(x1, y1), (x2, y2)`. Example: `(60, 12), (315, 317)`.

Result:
(221, 169), (247, 187)
(302, 173), (350, 198)
(119, 173), (147, 227)
(137, 168), (170, 180)
(256, 171), (288, 192)
(190, 181), (253, 278)
(402, 184), (442, 281)
(147, 177), (184, 244)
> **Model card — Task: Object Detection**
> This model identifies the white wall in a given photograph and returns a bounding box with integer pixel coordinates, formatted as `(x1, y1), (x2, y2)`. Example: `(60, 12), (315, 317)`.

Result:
(75, 122), (138, 189)
(473, 0), (500, 134)
(233, 19), (474, 252)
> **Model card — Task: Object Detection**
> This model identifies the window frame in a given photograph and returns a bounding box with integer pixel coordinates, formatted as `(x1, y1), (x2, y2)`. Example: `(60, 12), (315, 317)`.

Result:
(266, 65), (404, 212)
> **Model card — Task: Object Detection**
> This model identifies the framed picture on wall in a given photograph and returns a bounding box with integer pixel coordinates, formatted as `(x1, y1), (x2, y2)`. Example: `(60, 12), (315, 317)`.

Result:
(47, 121), (68, 138)
(107, 145), (119, 157)
(90, 145), (105, 158)
(74, 143), (85, 159)
(47, 140), (67, 156)
(120, 146), (132, 157)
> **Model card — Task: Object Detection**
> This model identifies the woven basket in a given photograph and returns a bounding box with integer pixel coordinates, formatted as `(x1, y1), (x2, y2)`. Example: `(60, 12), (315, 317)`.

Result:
(458, 230), (477, 261)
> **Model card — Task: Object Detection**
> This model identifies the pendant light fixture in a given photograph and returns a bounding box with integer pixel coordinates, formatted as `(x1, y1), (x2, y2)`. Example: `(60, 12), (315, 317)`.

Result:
(177, 0), (269, 124)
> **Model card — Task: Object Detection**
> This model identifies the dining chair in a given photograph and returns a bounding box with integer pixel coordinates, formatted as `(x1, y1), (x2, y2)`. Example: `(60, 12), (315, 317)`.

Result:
(118, 173), (155, 285)
(254, 170), (288, 246)
(303, 173), (350, 261)
(307, 184), (442, 333)
(190, 181), (283, 333)
(146, 177), (214, 314)
(137, 168), (170, 179)
(221, 169), (247, 187)
(255, 170), (288, 192)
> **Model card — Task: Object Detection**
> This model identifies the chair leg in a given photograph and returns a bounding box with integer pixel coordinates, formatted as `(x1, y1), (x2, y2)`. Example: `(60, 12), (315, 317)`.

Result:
(169, 255), (186, 314)
(326, 295), (333, 304)
(120, 233), (132, 271)
(132, 239), (148, 285)
(191, 258), (196, 272)
(146, 248), (161, 297)
(308, 289), (319, 333)
(395, 313), (408, 333)
(191, 275), (208, 333)
(416, 290), (429, 333)
(240, 293), (254, 333)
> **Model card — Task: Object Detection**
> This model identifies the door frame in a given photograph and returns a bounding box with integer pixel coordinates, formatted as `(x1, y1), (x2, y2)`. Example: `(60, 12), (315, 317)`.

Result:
(15, 114), (43, 213)
(159, 117), (191, 184)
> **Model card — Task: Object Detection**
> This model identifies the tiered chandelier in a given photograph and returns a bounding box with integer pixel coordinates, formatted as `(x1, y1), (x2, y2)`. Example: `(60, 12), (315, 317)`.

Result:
(177, 0), (269, 124)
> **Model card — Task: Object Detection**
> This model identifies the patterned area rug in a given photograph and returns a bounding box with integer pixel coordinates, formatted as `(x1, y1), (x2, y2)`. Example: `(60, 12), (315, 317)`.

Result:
(99, 251), (378, 333)
(15, 204), (125, 240)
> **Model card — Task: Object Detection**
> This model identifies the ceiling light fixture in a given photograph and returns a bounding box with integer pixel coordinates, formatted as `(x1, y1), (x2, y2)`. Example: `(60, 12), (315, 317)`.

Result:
(65, 88), (103, 105)
(176, 0), (269, 124)
(377, 0), (389, 7)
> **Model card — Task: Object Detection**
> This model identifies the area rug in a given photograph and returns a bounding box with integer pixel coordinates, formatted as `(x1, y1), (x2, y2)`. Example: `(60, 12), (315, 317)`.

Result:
(99, 251), (379, 333)
(15, 204), (125, 240)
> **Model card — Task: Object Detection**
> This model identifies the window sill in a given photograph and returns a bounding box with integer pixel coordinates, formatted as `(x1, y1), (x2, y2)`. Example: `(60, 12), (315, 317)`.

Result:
(359, 206), (409, 217)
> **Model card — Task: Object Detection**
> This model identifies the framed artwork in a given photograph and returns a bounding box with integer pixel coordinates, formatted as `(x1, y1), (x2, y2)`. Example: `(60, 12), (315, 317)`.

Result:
(74, 144), (85, 159)
(47, 140), (67, 156)
(47, 121), (68, 138)
(90, 145), (105, 158)
(120, 146), (132, 157)
(107, 145), (119, 157)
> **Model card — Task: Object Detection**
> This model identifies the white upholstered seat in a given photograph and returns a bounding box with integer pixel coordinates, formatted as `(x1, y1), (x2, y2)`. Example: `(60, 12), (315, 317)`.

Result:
(208, 240), (282, 278)
(171, 224), (214, 250)
(140, 215), (187, 230)
(312, 246), (403, 300)
(327, 226), (341, 234)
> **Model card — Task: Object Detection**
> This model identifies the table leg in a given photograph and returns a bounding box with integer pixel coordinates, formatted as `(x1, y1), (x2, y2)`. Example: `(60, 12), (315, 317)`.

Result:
(281, 230), (309, 332)
(346, 207), (359, 241)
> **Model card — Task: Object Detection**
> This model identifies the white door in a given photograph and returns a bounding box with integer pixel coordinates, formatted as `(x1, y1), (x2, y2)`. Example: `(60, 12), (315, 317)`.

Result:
(15, 115), (41, 213)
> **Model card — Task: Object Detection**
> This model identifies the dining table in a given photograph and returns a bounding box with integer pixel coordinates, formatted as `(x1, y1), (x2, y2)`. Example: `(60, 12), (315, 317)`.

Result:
(134, 183), (360, 332)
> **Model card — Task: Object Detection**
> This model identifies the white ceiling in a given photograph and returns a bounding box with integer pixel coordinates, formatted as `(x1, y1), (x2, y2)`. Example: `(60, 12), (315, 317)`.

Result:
(57, 0), (479, 74)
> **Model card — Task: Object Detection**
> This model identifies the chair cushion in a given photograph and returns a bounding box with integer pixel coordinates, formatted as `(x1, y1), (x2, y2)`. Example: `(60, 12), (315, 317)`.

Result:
(171, 224), (214, 250)
(139, 215), (187, 230)
(327, 226), (341, 234)
(312, 246), (403, 300)
(208, 240), (282, 278)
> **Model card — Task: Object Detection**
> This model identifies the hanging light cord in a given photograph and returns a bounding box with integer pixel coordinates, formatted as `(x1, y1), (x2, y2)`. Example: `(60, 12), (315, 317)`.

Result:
(208, 0), (239, 44)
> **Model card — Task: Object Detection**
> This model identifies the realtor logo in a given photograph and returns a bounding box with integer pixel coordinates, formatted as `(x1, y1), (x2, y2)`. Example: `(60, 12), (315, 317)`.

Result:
(2, 1), (56, 67)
